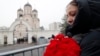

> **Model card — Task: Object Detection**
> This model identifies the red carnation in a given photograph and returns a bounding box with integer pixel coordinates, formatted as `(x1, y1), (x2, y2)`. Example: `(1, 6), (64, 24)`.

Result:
(44, 33), (81, 56)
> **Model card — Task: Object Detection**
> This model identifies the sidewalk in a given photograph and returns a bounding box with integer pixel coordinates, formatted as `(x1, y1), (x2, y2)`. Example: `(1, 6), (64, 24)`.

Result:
(0, 43), (36, 53)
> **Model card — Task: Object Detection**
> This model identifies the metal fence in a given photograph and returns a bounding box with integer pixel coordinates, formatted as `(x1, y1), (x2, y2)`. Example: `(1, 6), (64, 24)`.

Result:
(0, 43), (48, 56)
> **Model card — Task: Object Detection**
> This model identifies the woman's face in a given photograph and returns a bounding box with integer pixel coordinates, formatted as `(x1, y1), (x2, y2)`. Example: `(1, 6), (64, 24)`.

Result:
(66, 4), (78, 25)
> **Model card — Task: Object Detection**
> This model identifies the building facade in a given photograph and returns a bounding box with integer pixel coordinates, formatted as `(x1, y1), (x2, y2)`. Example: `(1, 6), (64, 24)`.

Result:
(49, 22), (61, 30)
(0, 3), (60, 45)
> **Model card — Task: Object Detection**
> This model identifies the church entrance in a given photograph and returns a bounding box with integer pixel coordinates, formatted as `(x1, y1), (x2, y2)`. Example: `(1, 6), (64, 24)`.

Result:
(13, 23), (28, 44)
(4, 35), (7, 45)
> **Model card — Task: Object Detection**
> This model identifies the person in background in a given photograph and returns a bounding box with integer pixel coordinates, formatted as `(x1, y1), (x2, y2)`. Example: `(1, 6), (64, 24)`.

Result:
(66, 0), (100, 56)
(32, 36), (37, 43)
(51, 34), (55, 39)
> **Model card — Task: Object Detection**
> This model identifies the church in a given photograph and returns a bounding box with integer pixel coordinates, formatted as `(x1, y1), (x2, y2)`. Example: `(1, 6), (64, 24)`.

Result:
(0, 3), (60, 45)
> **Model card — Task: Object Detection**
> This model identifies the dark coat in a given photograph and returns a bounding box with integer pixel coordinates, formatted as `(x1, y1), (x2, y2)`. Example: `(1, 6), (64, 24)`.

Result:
(66, 0), (100, 56)
(80, 30), (100, 56)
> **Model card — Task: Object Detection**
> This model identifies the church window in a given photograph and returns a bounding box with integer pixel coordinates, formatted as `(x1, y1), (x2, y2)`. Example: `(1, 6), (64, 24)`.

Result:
(34, 14), (36, 17)
(19, 14), (23, 17)
(26, 19), (28, 21)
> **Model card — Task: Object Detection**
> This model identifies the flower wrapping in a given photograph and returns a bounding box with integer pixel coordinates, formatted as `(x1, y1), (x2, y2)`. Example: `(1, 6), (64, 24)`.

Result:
(43, 34), (81, 56)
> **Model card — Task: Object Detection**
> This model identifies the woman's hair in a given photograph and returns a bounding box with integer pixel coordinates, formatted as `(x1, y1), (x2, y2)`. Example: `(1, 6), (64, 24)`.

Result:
(69, 0), (78, 6)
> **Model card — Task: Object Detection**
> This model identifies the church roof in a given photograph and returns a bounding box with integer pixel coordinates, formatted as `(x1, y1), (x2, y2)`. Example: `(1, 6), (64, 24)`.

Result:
(18, 8), (23, 11)
(24, 3), (32, 7)
(33, 9), (38, 12)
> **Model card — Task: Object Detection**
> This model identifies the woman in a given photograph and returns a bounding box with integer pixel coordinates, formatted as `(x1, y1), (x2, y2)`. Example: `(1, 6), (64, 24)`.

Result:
(66, 0), (100, 56)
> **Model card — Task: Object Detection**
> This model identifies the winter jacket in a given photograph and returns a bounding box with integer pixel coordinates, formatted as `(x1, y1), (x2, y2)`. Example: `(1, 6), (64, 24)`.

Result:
(66, 0), (100, 56)
(80, 30), (100, 56)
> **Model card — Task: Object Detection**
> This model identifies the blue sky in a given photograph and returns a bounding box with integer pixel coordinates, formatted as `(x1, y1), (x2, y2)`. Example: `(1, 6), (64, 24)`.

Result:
(0, 0), (71, 29)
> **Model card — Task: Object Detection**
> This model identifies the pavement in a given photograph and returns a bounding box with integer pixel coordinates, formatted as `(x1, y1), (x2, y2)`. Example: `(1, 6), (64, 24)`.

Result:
(0, 43), (45, 56)
(0, 43), (36, 53)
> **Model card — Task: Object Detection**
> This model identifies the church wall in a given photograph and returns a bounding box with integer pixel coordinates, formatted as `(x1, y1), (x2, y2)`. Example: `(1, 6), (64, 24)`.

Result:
(33, 19), (40, 29)
(32, 30), (60, 39)
(0, 30), (60, 45)
(24, 6), (32, 15)
(23, 15), (34, 28)
(0, 31), (9, 45)
(0, 32), (3, 45)
(8, 31), (14, 45)
(28, 31), (33, 43)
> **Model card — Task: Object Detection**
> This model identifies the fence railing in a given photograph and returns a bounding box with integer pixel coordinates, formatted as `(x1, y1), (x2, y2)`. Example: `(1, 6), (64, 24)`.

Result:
(0, 43), (49, 56)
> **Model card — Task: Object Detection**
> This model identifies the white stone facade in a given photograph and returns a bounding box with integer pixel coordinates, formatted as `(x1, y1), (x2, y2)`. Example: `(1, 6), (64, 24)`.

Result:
(0, 3), (60, 45)
(49, 22), (61, 30)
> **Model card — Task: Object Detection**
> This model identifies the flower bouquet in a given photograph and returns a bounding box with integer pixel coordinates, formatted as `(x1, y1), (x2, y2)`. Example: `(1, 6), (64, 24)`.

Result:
(43, 34), (81, 56)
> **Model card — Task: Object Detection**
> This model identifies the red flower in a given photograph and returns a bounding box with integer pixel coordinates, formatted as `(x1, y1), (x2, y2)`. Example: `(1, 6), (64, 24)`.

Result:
(44, 33), (81, 56)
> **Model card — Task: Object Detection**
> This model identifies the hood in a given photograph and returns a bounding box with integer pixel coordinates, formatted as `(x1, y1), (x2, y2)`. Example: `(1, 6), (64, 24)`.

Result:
(68, 0), (100, 36)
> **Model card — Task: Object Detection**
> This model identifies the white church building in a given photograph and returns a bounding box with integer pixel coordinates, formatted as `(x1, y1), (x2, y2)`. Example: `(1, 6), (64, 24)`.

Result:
(0, 3), (60, 45)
